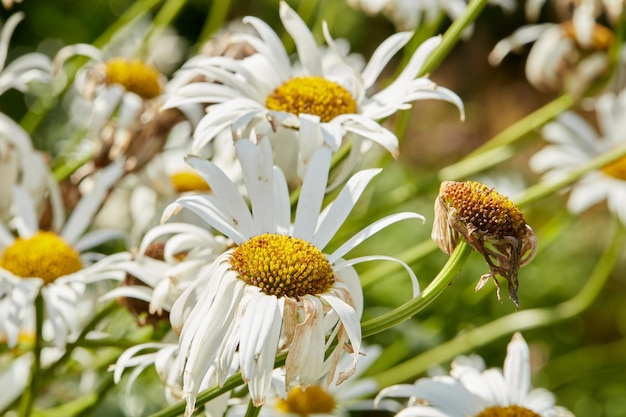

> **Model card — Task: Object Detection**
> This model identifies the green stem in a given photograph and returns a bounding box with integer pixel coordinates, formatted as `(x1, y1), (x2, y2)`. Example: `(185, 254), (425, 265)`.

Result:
(373, 217), (625, 387)
(196, 0), (233, 53)
(18, 293), (45, 417)
(514, 141), (626, 207)
(419, 0), (489, 77)
(244, 400), (262, 417)
(361, 241), (472, 337)
(139, 0), (188, 60)
(439, 93), (576, 180)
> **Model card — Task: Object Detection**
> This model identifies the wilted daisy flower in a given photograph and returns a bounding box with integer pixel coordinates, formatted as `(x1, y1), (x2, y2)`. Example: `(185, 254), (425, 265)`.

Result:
(375, 332), (575, 417)
(0, 161), (127, 348)
(164, 134), (422, 414)
(432, 181), (537, 308)
(530, 89), (626, 224)
(489, 20), (614, 94)
(166, 1), (463, 187)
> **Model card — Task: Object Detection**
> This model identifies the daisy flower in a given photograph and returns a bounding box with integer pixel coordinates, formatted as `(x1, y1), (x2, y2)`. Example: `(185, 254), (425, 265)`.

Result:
(53, 30), (198, 176)
(227, 344), (383, 417)
(489, 19), (614, 94)
(165, 1), (463, 187)
(0, 161), (128, 348)
(163, 133), (422, 414)
(530, 89), (626, 225)
(375, 332), (575, 417)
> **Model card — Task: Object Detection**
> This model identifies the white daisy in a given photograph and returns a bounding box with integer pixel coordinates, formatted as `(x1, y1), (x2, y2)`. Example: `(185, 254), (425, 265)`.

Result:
(227, 344), (383, 417)
(0, 161), (128, 348)
(489, 20), (613, 94)
(163, 134), (422, 414)
(375, 333), (574, 417)
(530, 89), (626, 224)
(165, 1), (463, 187)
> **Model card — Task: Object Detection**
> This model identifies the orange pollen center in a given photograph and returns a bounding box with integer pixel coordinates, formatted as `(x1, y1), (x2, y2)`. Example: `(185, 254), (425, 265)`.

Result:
(602, 155), (626, 180)
(105, 58), (163, 99)
(266, 76), (357, 122)
(475, 405), (541, 417)
(0, 231), (82, 284)
(170, 171), (211, 193)
(440, 181), (527, 238)
(276, 385), (336, 416)
(229, 233), (334, 298)
(561, 20), (614, 50)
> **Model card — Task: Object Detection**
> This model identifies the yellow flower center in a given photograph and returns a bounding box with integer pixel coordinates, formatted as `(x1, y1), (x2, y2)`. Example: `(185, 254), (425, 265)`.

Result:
(562, 20), (614, 51)
(276, 385), (336, 416)
(266, 76), (357, 122)
(602, 155), (626, 180)
(0, 231), (82, 284)
(170, 171), (211, 193)
(105, 58), (163, 99)
(230, 233), (334, 298)
(475, 405), (541, 417)
(441, 181), (527, 238)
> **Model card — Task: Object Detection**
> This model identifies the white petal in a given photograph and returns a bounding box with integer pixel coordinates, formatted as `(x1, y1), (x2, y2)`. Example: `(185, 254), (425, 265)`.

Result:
(279, 0), (322, 75)
(504, 333), (531, 405)
(361, 31), (413, 89)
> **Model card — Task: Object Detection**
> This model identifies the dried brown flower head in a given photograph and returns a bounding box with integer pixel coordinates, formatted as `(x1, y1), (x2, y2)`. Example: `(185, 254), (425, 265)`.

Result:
(432, 181), (537, 308)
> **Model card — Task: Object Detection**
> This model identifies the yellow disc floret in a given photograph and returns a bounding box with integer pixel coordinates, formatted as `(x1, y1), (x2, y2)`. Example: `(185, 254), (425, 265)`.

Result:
(0, 231), (82, 284)
(441, 181), (527, 238)
(276, 385), (336, 416)
(475, 405), (541, 417)
(602, 155), (626, 181)
(562, 20), (614, 51)
(230, 233), (334, 298)
(266, 76), (357, 122)
(170, 171), (211, 193)
(105, 58), (163, 99)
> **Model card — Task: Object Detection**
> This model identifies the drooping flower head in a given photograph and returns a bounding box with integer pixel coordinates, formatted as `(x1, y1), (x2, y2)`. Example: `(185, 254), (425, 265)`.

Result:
(162, 132), (422, 414)
(165, 1), (463, 187)
(375, 333), (575, 417)
(432, 181), (537, 308)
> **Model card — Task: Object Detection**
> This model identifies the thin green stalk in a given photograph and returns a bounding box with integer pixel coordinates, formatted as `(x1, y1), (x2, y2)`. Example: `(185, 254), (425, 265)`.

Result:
(439, 93), (576, 181)
(41, 300), (120, 380)
(18, 293), (45, 417)
(514, 142), (626, 207)
(362, 241), (472, 337)
(419, 0), (489, 77)
(373, 217), (625, 387)
(139, 0), (188, 60)
(196, 0), (233, 52)
(244, 400), (262, 417)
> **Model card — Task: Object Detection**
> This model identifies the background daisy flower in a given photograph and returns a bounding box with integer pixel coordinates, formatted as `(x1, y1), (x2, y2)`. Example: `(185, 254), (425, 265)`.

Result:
(162, 134), (422, 414)
(0, 161), (127, 348)
(165, 1), (463, 187)
(375, 333), (575, 417)
(530, 89), (626, 225)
